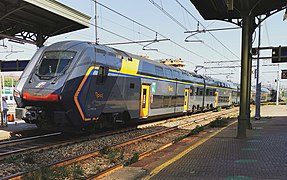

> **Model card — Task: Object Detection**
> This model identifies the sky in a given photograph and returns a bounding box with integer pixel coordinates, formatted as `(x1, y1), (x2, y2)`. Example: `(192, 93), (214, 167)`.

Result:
(1, 0), (287, 89)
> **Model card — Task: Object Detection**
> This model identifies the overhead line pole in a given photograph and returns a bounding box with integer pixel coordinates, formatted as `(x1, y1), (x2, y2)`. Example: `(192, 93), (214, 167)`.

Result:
(255, 17), (262, 120)
(94, 0), (98, 44)
(276, 65), (280, 106)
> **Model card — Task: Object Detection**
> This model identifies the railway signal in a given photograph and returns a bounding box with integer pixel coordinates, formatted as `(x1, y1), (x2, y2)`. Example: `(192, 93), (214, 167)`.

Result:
(281, 70), (287, 79)
(272, 46), (287, 63)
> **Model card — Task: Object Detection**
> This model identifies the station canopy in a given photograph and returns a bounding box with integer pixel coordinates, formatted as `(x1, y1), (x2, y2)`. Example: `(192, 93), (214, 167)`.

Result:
(190, 0), (287, 20)
(0, 0), (91, 46)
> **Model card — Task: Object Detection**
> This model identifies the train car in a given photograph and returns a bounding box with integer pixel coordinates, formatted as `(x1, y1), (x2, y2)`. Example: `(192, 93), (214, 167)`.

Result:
(251, 86), (271, 103)
(14, 41), (237, 131)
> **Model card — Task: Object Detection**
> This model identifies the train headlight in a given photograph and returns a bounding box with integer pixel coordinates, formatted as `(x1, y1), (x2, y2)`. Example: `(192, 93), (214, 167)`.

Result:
(13, 90), (21, 98)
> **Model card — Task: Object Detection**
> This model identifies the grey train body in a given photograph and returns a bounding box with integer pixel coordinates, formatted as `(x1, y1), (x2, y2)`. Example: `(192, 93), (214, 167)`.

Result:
(14, 41), (240, 131)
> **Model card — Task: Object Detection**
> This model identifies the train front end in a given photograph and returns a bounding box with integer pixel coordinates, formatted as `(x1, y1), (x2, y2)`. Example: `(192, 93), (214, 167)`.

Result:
(14, 41), (94, 131)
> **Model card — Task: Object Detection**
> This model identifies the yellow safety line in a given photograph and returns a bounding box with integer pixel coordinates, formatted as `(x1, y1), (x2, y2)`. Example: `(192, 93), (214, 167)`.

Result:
(146, 120), (238, 179)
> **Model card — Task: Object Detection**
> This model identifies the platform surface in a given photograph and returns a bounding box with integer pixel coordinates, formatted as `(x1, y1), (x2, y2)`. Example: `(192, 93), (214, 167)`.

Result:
(0, 119), (37, 140)
(103, 105), (287, 180)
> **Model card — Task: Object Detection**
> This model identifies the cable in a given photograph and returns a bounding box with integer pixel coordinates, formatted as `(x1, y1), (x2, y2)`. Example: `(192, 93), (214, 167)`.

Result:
(148, 0), (188, 31)
(93, 0), (211, 61)
(148, 0), (235, 61)
(175, 0), (240, 59)
(94, 24), (179, 58)
(92, 0), (224, 75)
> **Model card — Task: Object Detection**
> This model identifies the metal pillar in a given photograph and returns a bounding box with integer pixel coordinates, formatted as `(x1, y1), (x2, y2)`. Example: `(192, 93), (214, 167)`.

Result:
(246, 39), (252, 129)
(237, 14), (252, 139)
(276, 65), (280, 105)
(255, 20), (262, 120)
(245, 16), (254, 129)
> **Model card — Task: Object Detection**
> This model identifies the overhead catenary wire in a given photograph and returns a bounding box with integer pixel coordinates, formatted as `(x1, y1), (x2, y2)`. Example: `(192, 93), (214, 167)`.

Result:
(93, 0), (211, 61)
(94, 24), (178, 58)
(91, 0), (225, 75)
(148, 0), (235, 61)
(174, 0), (240, 59)
(148, 0), (188, 31)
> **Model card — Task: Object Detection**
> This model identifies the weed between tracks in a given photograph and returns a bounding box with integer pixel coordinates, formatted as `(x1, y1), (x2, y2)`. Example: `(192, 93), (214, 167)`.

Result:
(173, 125), (205, 144)
(173, 116), (231, 144)
(209, 117), (229, 128)
(24, 164), (84, 180)
(124, 152), (139, 166)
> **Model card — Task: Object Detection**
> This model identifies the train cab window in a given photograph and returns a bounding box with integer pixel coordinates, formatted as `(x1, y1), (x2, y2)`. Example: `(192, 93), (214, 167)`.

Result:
(37, 51), (76, 78)
(97, 66), (109, 84)
(96, 49), (106, 55)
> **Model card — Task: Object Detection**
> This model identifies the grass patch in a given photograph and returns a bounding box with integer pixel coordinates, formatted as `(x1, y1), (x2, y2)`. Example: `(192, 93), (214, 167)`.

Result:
(124, 152), (139, 166)
(173, 125), (205, 144)
(108, 149), (118, 164)
(23, 155), (35, 164)
(70, 164), (84, 179)
(210, 117), (228, 128)
(6, 155), (18, 163)
(173, 135), (188, 143)
(189, 125), (204, 135)
(24, 164), (84, 179)
(100, 146), (111, 155)
(214, 107), (221, 112)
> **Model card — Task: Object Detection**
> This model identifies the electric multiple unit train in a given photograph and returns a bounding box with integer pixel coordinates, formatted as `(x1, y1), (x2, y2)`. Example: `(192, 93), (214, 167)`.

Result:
(14, 41), (241, 131)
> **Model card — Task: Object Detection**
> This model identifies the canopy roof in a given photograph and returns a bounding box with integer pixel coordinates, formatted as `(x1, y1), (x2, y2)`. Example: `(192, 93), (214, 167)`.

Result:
(0, 0), (91, 46)
(190, 0), (287, 20)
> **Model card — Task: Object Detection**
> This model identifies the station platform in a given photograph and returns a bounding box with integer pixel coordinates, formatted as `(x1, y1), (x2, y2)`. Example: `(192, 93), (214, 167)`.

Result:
(0, 120), (37, 140)
(104, 105), (287, 180)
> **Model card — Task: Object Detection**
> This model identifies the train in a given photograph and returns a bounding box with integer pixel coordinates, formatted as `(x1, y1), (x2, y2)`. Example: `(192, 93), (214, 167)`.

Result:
(251, 87), (272, 103)
(13, 41), (264, 131)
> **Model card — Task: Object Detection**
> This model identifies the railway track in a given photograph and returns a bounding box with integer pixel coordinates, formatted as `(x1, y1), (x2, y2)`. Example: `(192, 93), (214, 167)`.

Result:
(3, 107), (238, 180)
(0, 132), (63, 160)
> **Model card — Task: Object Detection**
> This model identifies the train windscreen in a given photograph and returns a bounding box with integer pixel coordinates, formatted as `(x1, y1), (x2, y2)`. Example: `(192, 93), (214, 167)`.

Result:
(36, 51), (76, 78)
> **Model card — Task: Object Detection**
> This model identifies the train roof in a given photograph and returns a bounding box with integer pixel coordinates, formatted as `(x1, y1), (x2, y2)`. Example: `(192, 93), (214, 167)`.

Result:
(47, 41), (236, 87)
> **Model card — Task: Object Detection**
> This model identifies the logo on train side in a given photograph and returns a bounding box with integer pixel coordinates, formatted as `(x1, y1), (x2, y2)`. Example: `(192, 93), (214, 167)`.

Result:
(95, 92), (104, 99)
(35, 82), (47, 88)
(168, 86), (173, 92)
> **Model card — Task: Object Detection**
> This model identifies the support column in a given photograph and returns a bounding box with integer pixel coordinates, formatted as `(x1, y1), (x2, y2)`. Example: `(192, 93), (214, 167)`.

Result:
(237, 14), (252, 139)
(36, 32), (45, 48)
(246, 44), (252, 129)
(255, 19), (262, 120)
(246, 16), (254, 129)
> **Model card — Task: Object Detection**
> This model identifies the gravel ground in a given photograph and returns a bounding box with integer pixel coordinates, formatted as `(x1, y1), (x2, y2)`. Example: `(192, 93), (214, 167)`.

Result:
(0, 126), (165, 178)
(0, 109), (237, 179)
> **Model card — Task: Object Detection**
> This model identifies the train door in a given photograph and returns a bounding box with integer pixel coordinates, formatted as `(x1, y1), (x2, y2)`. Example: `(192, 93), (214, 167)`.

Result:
(214, 91), (219, 107)
(140, 84), (150, 118)
(184, 88), (189, 112)
(229, 92), (232, 105)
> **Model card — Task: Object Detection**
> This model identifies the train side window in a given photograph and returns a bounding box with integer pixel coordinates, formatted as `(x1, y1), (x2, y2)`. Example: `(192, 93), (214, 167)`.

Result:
(199, 88), (203, 96)
(155, 66), (164, 77)
(165, 69), (173, 79)
(130, 83), (134, 89)
(97, 66), (108, 84)
(173, 70), (180, 80)
(190, 87), (194, 96)
(206, 89), (210, 96)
